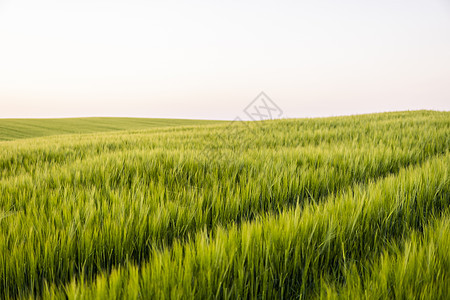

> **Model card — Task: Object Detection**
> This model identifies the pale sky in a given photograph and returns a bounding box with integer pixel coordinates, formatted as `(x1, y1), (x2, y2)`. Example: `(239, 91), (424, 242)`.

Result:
(1, 0), (449, 120)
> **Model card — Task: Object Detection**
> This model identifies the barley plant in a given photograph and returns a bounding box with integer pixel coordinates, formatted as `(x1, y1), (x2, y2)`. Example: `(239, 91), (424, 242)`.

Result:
(0, 110), (449, 299)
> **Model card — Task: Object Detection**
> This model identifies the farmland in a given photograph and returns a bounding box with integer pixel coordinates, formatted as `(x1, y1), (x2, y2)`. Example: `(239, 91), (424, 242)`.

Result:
(0, 118), (220, 141)
(0, 110), (449, 299)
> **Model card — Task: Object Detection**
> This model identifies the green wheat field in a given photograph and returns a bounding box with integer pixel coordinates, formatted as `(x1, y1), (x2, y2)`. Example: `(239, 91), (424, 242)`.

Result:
(0, 110), (449, 299)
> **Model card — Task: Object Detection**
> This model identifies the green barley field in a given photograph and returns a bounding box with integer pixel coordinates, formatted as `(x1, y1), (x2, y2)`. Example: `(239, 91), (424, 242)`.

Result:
(0, 110), (449, 299)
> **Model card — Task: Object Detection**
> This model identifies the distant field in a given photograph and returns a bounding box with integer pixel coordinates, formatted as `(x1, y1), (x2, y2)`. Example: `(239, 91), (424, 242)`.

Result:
(0, 110), (449, 299)
(0, 117), (220, 141)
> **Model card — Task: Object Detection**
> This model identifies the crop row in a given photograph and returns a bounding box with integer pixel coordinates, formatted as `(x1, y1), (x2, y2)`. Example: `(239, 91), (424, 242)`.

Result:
(33, 151), (450, 299)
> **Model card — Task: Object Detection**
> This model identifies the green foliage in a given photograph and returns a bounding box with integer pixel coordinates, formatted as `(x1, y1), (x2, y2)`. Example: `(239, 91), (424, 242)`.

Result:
(0, 110), (448, 299)
(319, 216), (450, 299)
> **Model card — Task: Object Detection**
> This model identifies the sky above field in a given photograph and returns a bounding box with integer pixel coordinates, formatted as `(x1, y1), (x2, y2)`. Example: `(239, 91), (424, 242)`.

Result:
(0, 0), (449, 120)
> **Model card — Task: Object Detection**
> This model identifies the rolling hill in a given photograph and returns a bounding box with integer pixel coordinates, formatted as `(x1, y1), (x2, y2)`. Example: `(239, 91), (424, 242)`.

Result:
(0, 110), (449, 299)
